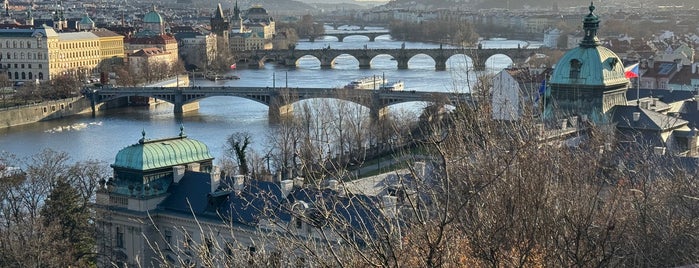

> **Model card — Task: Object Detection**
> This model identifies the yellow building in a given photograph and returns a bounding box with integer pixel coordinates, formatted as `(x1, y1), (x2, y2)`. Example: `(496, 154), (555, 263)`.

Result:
(0, 25), (125, 83)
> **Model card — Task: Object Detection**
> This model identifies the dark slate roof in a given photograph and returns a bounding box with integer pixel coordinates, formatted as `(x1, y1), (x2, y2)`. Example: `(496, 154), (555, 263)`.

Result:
(627, 88), (695, 104)
(610, 105), (688, 131)
(159, 171), (213, 214)
(218, 180), (286, 225)
(678, 100), (699, 128)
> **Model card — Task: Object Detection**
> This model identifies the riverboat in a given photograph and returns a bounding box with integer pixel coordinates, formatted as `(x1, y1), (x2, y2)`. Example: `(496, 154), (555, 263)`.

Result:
(344, 76), (387, 90)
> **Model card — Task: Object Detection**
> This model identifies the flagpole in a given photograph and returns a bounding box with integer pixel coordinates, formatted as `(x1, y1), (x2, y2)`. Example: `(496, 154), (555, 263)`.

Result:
(636, 64), (640, 106)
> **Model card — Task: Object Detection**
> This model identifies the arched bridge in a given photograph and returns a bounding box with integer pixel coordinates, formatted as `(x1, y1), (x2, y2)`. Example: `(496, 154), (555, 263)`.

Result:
(307, 31), (391, 42)
(246, 47), (543, 71)
(86, 86), (472, 121)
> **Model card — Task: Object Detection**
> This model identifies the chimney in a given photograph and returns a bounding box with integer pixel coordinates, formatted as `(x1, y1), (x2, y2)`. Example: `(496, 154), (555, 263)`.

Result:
(640, 100), (649, 109)
(233, 175), (245, 193)
(633, 112), (640, 122)
(186, 162), (200, 172)
(173, 165), (185, 184)
(327, 179), (339, 191)
(654, 146), (666, 156)
(210, 166), (221, 193)
(569, 116), (579, 128)
(293, 177), (305, 188)
(412, 161), (426, 179)
(560, 119), (567, 130)
(382, 195), (398, 219)
(280, 179), (294, 198)
(276, 172), (282, 182)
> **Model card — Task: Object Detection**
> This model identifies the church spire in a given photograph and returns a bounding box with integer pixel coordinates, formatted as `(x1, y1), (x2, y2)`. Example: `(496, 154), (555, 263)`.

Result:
(580, 2), (601, 48)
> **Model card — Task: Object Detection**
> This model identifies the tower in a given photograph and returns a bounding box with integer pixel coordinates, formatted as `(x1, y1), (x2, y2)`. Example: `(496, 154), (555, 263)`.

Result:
(210, 3), (230, 42)
(546, 2), (629, 123)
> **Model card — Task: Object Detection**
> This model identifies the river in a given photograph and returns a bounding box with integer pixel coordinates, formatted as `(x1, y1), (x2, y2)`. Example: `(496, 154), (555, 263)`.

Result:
(0, 30), (541, 164)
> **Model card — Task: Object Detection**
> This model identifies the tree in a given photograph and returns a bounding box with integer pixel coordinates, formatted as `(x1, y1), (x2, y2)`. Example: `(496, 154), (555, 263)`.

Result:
(226, 132), (252, 176)
(40, 178), (94, 266)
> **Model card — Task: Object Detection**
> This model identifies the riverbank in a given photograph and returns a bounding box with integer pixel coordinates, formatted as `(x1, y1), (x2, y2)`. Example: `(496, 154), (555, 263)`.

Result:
(0, 76), (188, 129)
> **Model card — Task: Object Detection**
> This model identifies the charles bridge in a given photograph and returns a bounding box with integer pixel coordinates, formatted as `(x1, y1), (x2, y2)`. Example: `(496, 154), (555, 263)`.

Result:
(242, 46), (544, 71)
(86, 86), (472, 122)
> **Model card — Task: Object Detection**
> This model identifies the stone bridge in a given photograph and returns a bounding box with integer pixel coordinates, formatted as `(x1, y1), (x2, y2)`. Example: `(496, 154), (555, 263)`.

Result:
(86, 86), (472, 121)
(244, 47), (543, 71)
(307, 31), (391, 42)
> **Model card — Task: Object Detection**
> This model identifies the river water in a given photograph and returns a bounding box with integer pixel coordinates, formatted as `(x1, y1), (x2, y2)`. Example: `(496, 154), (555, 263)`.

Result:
(0, 30), (541, 164)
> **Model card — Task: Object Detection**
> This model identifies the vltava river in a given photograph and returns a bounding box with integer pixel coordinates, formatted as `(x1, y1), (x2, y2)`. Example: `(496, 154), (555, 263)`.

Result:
(0, 31), (540, 164)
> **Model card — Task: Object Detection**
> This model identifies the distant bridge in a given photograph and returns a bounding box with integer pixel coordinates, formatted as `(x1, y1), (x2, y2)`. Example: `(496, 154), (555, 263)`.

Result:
(242, 47), (543, 71)
(86, 86), (472, 121)
(306, 30), (391, 42)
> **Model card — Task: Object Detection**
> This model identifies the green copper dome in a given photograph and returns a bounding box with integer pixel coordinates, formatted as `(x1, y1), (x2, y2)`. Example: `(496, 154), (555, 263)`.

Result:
(550, 2), (627, 87)
(143, 5), (163, 24)
(113, 134), (214, 171)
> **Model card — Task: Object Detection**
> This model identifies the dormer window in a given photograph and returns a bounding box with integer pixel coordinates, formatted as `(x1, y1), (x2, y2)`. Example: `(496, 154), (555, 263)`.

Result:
(570, 59), (582, 79)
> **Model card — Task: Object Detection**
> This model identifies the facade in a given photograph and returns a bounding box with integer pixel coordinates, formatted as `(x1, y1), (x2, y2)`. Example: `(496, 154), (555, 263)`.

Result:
(0, 25), (124, 83)
(492, 67), (551, 121)
(175, 31), (217, 69)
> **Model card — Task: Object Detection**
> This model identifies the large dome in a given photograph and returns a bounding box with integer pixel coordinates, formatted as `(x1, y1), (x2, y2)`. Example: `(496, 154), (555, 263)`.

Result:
(549, 45), (628, 87)
(113, 133), (213, 171)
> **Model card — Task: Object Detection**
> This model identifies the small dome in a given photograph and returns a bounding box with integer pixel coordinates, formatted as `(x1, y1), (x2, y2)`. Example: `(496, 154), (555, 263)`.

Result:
(113, 135), (214, 171)
(80, 14), (94, 25)
(143, 6), (163, 24)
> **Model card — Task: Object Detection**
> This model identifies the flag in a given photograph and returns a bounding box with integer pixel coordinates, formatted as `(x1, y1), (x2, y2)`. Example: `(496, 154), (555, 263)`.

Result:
(230, 63), (237, 70)
(535, 79), (546, 102)
(625, 63), (639, 78)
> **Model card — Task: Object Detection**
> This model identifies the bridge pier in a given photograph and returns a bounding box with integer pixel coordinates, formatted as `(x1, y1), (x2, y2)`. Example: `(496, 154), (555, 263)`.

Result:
(320, 58), (333, 69)
(268, 101), (294, 123)
(435, 58), (447, 71)
(396, 58), (409, 69)
(337, 36), (345, 42)
(358, 56), (371, 69)
(370, 106), (389, 121)
(473, 63), (486, 71)
(369, 36), (377, 42)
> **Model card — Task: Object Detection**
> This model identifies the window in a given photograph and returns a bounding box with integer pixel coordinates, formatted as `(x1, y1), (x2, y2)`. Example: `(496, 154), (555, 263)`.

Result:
(38, 72), (43, 80)
(116, 227), (124, 248)
(569, 59), (582, 79)
(28, 72), (32, 80)
(164, 230), (172, 247)
(295, 217), (303, 229)
(28, 64), (31, 69)
(27, 41), (30, 48)
(38, 64), (42, 69)
(21, 72), (25, 80)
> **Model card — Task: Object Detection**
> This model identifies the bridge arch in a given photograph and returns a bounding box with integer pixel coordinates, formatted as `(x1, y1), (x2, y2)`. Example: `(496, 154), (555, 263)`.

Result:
(295, 55), (321, 68)
(483, 54), (514, 71)
(445, 54), (474, 71)
(330, 54), (360, 69)
(369, 54), (398, 69)
(407, 54), (437, 70)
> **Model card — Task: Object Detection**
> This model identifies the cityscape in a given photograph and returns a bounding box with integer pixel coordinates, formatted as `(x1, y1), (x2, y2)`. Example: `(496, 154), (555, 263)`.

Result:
(1, 0), (699, 267)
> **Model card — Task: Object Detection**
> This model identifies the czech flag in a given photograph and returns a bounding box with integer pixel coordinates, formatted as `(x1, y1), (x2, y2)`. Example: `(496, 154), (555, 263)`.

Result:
(230, 63), (237, 70)
(625, 63), (639, 78)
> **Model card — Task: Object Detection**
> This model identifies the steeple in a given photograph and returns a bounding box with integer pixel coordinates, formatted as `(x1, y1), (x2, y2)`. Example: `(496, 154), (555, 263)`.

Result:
(580, 2), (601, 48)
(233, 0), (240, 19)
(214, 3), (225, 19)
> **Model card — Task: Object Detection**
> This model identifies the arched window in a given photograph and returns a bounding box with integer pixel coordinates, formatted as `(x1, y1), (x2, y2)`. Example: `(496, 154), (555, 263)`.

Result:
(21, 72), (25, 80)
(14, 72), (18, 79)
(20, 53), (24, 60)
(37, 52), (42, 60)
(28, 72), (32, 80)
(38, 72), (44, 80)
(12, 41), (16, 48)
(27, 41), (31, 48)
(6, 52), (9, 59)
(569, 59), (582, 79)
(39, 64), (42, 69)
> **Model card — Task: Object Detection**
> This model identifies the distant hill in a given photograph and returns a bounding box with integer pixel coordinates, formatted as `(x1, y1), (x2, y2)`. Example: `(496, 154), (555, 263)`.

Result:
(379, 0), (698, 10)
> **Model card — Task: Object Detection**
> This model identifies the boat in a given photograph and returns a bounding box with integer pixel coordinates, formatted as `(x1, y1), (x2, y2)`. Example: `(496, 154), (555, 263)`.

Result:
(379, 80), (404, 91)
(205, 72), (240, 81)
(344, 76), (387, 90)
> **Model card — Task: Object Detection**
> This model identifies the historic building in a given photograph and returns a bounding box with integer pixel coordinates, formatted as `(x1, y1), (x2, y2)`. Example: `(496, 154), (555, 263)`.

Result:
(125, 5), (179, 67)
(0, 25), (124, 83)
(94, 128), (404, 266)
(538, 3), (699, 156)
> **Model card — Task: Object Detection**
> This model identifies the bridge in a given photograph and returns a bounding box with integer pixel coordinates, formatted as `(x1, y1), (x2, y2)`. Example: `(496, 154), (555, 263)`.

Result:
(307, 30), (391, 42)
(243, 46), (543, 71)
(86, 86), (472, 121)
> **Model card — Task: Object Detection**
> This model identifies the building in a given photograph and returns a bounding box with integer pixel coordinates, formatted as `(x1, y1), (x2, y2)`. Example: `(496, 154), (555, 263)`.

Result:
(174, 31), (217, 70)
(94, 128), (405, 266)
(0, 25), (124, 83)
(541, 3), (699, 156)
(492, 67), (551, 121)
(125, 5), (179, 67)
